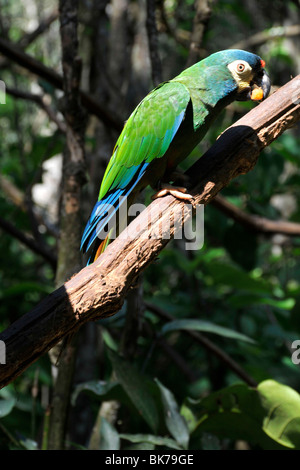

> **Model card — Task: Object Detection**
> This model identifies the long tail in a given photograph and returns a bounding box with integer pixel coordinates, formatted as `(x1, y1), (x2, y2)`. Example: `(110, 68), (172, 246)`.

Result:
(80, 192), (125, 265)
(81, 163), (149, 265)
(86, 232), (111, 265)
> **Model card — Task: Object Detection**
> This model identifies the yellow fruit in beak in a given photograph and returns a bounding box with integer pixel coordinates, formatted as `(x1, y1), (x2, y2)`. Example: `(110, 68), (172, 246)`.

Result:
(250, 87), (264, 101)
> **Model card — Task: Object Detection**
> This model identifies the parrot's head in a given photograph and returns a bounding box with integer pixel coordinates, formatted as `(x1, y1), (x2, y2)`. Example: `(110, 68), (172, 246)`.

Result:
(203, 49), (271, 103)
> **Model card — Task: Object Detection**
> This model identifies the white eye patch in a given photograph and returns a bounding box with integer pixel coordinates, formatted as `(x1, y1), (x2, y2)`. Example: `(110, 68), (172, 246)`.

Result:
(227, 60), (254, 91)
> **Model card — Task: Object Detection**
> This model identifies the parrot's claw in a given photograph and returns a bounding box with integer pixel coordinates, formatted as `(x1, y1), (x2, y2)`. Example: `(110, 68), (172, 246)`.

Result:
(152, 183), (194, 202)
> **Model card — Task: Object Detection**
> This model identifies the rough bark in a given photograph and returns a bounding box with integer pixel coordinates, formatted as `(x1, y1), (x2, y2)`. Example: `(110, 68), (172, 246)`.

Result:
(146, 0), (162, 86)
(0, 75), (299, 390)
(47, 0), (86, 450)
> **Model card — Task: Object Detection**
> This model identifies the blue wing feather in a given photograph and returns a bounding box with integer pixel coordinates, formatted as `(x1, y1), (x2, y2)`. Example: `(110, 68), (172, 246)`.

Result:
(81, 162), (149, 253)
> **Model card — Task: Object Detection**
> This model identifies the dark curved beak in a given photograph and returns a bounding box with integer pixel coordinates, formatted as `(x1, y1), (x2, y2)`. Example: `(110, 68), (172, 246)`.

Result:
(236, 68), (271, 102)
(251, 69), (271, 100)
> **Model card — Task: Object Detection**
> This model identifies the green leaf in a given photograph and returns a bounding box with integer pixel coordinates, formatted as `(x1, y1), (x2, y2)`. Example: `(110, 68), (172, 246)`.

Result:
(107, 348), (160, 433)
(206, 262), (272, 295)
(189, 384), (275, 448)
(189, 381), (300, 449)
(101, 327), (119, 351)
(180, 402), (198, 434)
(155, 379), (189, 449)
(229, 294), (295, 310)
(124, 442), (155, 450)
(0, 398), (15, 418)
(0, 282), (52, 299)
(119, 433), (182, 450)
(98, 417), (120, 451)
(71, 380), (120, 406)
(258, 380), (300, 449)
(20, 438), (38, 450)
(160, 319), (255, 344)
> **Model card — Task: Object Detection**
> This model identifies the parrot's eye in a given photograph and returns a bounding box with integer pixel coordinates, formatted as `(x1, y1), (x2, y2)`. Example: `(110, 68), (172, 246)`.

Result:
(227, 60), (253, 82)
(237, 63), (246, 72)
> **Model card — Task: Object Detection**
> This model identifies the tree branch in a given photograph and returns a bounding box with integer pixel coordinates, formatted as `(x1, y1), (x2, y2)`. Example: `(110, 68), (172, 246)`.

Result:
(0, 76), (299, 389)
(157, 0), (190, 48)
(231, 24), (300, 51)
(0, 174), (59, 239)
(17, 10), (59, 49)
(6, 86), (66, 133)
(47, 0), (87, 450)
(212, 194), (300, 236)
(0, 10), (59, 68)
(146, 0), (163, 86)
(0, 37), (123, 131)
(0, 216), (57, 269)
(186, 0), (213, 67)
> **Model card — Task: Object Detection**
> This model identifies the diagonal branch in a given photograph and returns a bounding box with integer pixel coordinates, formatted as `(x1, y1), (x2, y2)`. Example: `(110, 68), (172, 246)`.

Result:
(0, 37), (123, 131)
(0, 76), (299, 389)
(17, 10), (59, 49)
(6, 86), (66, 133)
(212, 194), (300, 237)
(231, 24), (300, 51)
(0, 174), (59, 239)
(0, 216), (57, 269)
(0, 10), (59, 68)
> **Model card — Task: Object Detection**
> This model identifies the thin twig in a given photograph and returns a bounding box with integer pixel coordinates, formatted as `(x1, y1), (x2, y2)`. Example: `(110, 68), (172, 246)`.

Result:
(0, 10), (59, 68)
(0, 216), (57, 269)
(157, 0), (190, 48)
(231, 24), (300, 50)
(6, 86), (66, 133)
(0, 174), (59, 239)
(18, 10), (59, 49)
(212, 194), (300, 236)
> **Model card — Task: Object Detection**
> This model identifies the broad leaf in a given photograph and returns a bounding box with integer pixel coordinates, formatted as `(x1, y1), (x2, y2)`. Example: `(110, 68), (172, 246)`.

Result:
(206, 262), (272, 295)
(258, 380), (300, 449)
(189, 381), (300, 449)
(0, 398), (15, 418)
(120, 433), (182, 450)
(107, 348), (160, 433)
(160, 319), (255, 344)
(155, 379), (189, 449)
(71, 380), (120, 406)
(98, 417), (120, 451)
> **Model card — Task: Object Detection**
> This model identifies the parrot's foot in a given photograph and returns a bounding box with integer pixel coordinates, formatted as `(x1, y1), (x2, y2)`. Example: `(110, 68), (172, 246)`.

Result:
(152, 183), (194, 202)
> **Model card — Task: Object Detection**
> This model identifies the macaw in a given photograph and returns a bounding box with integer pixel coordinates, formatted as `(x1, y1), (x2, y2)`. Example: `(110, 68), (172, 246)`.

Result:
(81, 49), (271, 264)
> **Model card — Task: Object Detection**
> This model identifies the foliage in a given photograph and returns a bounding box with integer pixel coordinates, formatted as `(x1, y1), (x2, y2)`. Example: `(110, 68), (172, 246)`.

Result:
(0, 0), (300, 451)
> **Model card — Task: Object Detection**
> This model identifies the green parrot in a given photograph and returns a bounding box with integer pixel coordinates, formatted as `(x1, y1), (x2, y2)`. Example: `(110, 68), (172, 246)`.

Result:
(81, 49), (270, 264)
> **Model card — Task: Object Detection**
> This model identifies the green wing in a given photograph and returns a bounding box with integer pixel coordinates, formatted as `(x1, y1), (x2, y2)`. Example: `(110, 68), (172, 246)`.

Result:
(99, 81), (190, 199)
